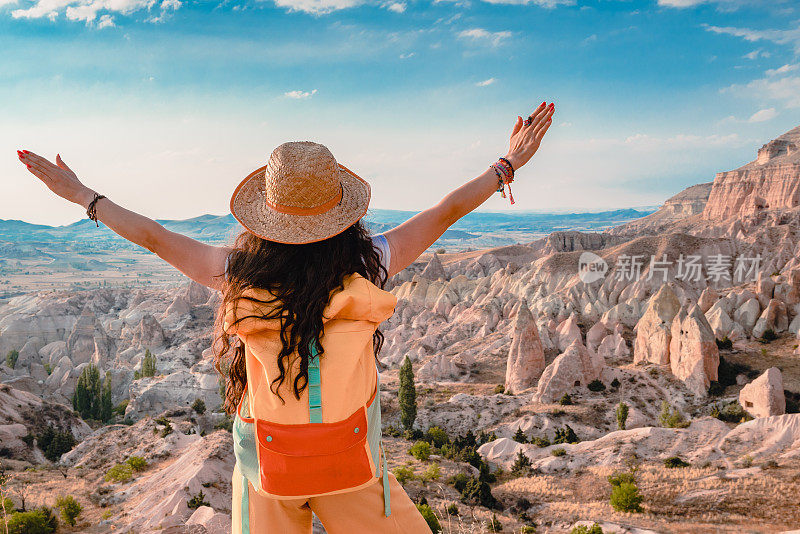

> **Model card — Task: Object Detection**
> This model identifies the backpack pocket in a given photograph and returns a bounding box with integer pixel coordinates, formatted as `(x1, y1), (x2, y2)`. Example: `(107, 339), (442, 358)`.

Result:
(255, 406), (374, 497)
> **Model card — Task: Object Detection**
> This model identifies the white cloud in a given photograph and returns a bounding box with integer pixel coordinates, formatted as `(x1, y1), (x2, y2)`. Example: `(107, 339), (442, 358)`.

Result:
(457, 28), (512, 47)
(475, 78), (495, 87)
(284, 89), (318, 99)
(0, 0), (19, 6)
(480, 0), (574, 7)
(383, 1), (404, 12)
(704, 23), (800, 53)
(658, 0), (767, 8)
(743, 49), (770, 60)
(10, 0), (176, 24)
(766, 63), (799, 76)
(272, 0), (362, 15)
(747, 108), (778, 122)
(399, 51), (415, 59)
(725, 75), (800, 108)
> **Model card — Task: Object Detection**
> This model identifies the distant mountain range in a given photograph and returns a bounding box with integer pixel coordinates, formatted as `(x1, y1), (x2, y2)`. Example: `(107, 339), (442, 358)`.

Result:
(0, 208), (655, 250)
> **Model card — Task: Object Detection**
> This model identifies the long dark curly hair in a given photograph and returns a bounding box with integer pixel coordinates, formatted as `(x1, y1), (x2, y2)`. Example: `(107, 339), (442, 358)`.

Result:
(213, 220), (388, 415)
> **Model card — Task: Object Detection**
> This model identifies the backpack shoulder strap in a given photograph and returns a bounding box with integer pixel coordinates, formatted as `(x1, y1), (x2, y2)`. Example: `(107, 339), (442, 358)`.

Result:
(308, 339), (322, 424)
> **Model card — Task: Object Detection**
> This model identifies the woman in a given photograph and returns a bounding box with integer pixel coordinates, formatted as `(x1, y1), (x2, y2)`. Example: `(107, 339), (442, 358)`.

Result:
(16, 101), (553, 533)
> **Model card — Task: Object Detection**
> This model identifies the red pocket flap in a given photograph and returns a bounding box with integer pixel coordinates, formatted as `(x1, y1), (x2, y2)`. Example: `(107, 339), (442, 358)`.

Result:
(255, 407), (368, 457)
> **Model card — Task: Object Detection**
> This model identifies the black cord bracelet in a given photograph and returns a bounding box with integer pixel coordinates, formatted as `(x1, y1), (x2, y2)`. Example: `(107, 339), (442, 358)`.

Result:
(86, 193), (106, 227)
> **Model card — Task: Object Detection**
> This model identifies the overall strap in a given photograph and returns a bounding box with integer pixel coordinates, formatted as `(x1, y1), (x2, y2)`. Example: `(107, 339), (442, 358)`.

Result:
(240, 471), (251, 533)
(308, 338), (323, 424)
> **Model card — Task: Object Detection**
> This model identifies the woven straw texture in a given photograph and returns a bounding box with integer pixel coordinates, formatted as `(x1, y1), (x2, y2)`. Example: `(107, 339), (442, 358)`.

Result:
(230, 141), (371, 244)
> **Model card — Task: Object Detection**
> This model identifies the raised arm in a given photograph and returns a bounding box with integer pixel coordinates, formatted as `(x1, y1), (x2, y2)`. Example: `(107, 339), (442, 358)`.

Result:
(382, 101), (554, 277)
(16, 151), (231, 291)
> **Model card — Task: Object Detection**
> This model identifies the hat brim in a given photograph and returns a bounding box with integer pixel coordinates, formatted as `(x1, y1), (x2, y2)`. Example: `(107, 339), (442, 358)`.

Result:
(230, 163), (371, 245)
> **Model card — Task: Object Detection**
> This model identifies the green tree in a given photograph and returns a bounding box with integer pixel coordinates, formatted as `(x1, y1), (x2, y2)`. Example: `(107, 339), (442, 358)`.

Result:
(415, 503), (441, 533)
(6, 507), (57, 534)
(187, 490), (210, 510)
(398, 356), (417, 431)
(141, 349), (157, 378)
(616, 402), (629, 430)
(5, 349), (19, 370)
(658, 401), (689, 428)
(100, 371), (113, 422)
(610, 482), (643, 512)
(72, 364), (103, 420)
(191, 399), (206, 415)
(511, 450), (532, 476)
(409, 441), (431, 461)
(55, 495), (82, 527)
(513, 427), (528, 443)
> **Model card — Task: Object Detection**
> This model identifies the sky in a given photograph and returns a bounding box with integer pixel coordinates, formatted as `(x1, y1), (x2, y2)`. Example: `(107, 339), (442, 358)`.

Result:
(0, 0), (798, 226)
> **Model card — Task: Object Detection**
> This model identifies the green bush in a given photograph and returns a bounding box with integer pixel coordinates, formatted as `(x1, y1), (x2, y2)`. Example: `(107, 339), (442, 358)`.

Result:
(571, 523), (604, 534)
(460, 476), (499, 509)
(711, 401), (752, 423)
(715, 337), (733, 350)
(449, 473), (469, 493)
(393, 465), (416, 485)
(421, 463), (441, 482)
(37, 426), (76, 462)
(553, 425), (579, 444)
(559, 393), (573, 406)
(114, 399), (129, 416)
(141, 349), (157, 377)
(531, 436), (550, 448)
(187, 490), (210, 510)
(610, 482), (643, 513)
(214, 414), (233, 432)
(415, 503), (441, 533)
(191, 399), (206, 415)
(760, 329), (777, 342)
(551, 448), (566, 457)
(126, 456), (148, 472)
(155, 416), (174, 437)
(55, 495), (82, 527)
(446, 503), (459, 516)
(664, 456), (690, 469)
(399, 356), (417, 431)
(608, 471), (635, 487)
(487, 513), (503, 532)
(105, 463), (133, 483)
(493, 384), (505, 394)
(513, 427), (528, 443)
(616, 402), (629, 430)
(425, 426), (449, 449)
(6, 506), (58, 534)
(520, 527), (537, 534)
(658, 401), (689, 428)
(587, 379), (606, 392)
(409, 441), (431, 461)
(5, 349), (19, 369)
(511, 450), (532, 476)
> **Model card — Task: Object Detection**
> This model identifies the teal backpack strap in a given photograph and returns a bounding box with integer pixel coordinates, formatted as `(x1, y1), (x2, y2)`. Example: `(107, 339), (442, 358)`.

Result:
(240, 471), (250, 534)
(308, 338), (323, 424)
(382, 445), (391, 517)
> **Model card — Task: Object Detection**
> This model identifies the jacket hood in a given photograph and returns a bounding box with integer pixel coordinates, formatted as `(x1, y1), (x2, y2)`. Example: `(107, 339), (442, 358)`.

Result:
(223, 273), (397, 337)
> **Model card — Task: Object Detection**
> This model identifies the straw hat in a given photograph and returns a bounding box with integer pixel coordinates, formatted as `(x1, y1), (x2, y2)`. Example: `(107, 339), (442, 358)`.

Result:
(230, 141), (371, 244)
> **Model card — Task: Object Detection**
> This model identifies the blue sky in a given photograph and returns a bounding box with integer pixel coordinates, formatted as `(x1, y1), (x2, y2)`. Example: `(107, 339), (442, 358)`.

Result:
(1, 0), (798, 226)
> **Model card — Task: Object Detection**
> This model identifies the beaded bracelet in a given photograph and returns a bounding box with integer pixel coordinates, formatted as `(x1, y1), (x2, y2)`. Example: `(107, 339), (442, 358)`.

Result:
(490, 159), (515, 205)
(86, 193), (106, 227)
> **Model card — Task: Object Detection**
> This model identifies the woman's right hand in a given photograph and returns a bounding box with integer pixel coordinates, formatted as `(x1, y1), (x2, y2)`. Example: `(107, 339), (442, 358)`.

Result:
(505, 101), (554, 171)
(17, 150), (94, 208)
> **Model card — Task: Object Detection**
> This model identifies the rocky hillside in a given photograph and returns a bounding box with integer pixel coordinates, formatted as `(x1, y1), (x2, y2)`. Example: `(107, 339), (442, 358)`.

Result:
(1, 124), (800, 533)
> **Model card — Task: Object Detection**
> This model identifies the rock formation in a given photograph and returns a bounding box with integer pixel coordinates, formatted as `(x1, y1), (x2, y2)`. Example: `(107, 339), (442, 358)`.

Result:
(669, 306), (720, 396)
(739, 367), (786, 418)
(533, 340), (603, 403)
(634, 285), (681, 366)
(504, 299), (545, 394)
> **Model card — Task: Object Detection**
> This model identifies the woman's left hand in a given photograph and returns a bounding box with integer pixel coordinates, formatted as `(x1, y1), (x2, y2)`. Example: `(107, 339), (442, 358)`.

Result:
(17, 150), (94, 207)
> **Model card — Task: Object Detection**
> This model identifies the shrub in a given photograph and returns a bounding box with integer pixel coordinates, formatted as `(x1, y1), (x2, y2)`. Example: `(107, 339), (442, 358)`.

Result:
(494, 384), (505, 394)
(421, 463), (441, 482)
(126, 456), (148, 472)
(191, 399), (206, 415)
(716, 337), (733, 350)
(141, 349), (157, 377)
(384, 425), (402, 438)
(37, 426), (76, 462)
(551, 448), (566, 457)
(760, 329), (777, 342)
(520, 527), (537, 534)
(425, 426), (449, 449)
(415, 503), (442, 533)
(531, 436), (550, 448)
(187, 490), (210, 510)
(610, 481), (643, 512)
(44, 363), (52, 375)
(55, 495), (82, 527)
(610, 378), (621, 389)
(785, 390), (800, 414)
(409, 441), (431, 461)
(587, 379), (606, 392)
(6, 506), (58, 534)
(553, 425), (579, 444)
(478, 430), (497, 445)
(559, 393), (573, 406)
(608, 471), (635, 487)
(393, 465), (416, 485)
(460, 476), (499, 509)
(5, 349), (19, 369)
(711, 401), (752, 423)
(105, 463), (134, 483)
(487, 513), (503, 532)
(571, 524), (604, 534)
(446, 503), (459, 516)
(114, 399), (129, 416)
(214, 414), (233, 432)
(616, 402), (629, 430)
(511, 450), (532, 476)
(399, 356), (417, 431)
(155, 416), (174, 437)
(449, 473), (469, 493)
(664, 456), (690, 468)
(513, 427), (528, 443)
(658, 401), (689, 428)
